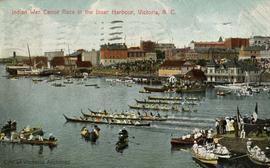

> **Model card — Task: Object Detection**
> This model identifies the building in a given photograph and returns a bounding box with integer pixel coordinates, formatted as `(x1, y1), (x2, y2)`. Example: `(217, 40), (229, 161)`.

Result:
(44, 50), (64, 61)
(158, 60), (196, 77)
(127, 47), (157, 62)
(239, 46), (263, 60)
(100, 43), (128, 66)
(50, 56), (77, 71)
(68, 49), (92, 68)
(224, 38), (249, 49)
(140, 40), (155, 52)
(189, 37), (249, 50)
(127, 47), (145, 61)
(155, 43), (176, 59)
(189, 41), (225, 49)
(206, 60), (259, 83)
(250, 36), (270, 48)
(23, 56), (48, 69)
(72, 49), (99, 66)
(184, 69), (206, 82)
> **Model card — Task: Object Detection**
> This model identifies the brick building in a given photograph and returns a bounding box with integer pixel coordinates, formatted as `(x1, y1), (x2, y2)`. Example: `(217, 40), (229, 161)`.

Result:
(100, 43), (128, 66)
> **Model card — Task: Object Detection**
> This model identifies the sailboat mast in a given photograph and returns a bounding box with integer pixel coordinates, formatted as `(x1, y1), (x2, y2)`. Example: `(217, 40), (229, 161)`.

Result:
(27, 43), (32, 67)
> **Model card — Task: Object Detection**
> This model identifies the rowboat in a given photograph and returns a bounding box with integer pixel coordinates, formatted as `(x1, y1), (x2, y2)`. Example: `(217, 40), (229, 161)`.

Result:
(182, 107), (197, 112)
(81, 126), (100, 142)
(144, 86), (168, 92)
(20, 138), (57, 147)
(148, 96), (183, 101)
(191, 144), (218, 166)
(246, 140), (270, 166)
(63, 114), (151, 126)
(116, 129), (128, 152)
(81, 111), (167, 121)
(128, 104), (180, 112)
(171, 132), (205, 147)
(139, 90), (151, 94)
(85, 84), (98, 87)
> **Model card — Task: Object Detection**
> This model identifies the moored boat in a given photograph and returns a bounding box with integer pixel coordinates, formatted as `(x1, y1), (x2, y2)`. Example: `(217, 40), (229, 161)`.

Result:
(191, 143), (218, 166)
(144, 86), (168, 92)
(246, 140), (270, 166)
(171, 131), (206, 147)
(139, 90), (151, 94)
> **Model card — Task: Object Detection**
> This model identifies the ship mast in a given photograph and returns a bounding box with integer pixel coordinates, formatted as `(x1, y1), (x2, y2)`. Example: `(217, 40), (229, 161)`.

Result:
(27, 43), (32, 68)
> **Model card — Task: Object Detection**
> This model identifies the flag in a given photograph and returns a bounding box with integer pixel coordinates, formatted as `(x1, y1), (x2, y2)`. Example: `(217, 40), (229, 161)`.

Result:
(253, 103), (258, 122)
(236, 106), (242, 123)
(255, 102), (258, 114)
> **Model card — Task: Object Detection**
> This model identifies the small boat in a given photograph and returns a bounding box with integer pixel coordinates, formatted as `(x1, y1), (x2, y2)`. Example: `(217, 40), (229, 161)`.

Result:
(20, 138), (57, 147)
(63, 114), (150, 126)
(52, 83), (65, 87)
(116, 128), (128, 152)
(246, 140), (270, 166)
(32, 78), (43, 82)
(63, 80), (73, 84)
(85, 84), (98, 87)
(81, 126), (100, 142)
(144, 86), (168, 92)
(191, 143), (218, 166)
(217, 91), (226, 96)
(139, 90), (151, 94)
(185, 97), (200, 101)
(171, 132), (205, 147)
(182, 107), (194, 112)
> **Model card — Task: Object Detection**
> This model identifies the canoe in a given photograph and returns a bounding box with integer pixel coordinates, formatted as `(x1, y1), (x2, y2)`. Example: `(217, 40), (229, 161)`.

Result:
(20, 138), (57, 146)
(63, 114), (151, 127)
(144, 87), (168, 92)
(81, 112), (167, 121)
(148, 96), (183, 101)
(135, 99), (182, 105)
(129, 104), (181, 112)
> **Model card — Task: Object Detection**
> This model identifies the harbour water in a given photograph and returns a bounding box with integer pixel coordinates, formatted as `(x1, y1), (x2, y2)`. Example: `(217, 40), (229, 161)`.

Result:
(0, 64), (269, 168)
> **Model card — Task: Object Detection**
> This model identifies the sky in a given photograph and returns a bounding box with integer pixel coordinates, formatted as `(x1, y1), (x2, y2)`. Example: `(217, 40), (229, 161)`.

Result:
(0, 0), (270, 57)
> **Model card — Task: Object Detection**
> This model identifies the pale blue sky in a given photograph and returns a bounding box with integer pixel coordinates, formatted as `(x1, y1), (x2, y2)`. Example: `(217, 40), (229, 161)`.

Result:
(0, 0), (270, 57)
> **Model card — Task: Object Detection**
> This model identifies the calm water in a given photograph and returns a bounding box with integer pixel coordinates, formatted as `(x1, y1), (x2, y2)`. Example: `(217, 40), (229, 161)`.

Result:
(0, 64), (269, 168)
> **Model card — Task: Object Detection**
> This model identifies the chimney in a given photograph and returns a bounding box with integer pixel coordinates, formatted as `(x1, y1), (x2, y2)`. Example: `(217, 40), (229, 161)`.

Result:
(13, 51), (16, 58)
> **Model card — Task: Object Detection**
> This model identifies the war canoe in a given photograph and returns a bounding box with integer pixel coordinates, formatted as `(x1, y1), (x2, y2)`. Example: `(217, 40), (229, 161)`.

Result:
(81, 112), (167, 121)
(148, 96), (183, 101)
(63, 114), (150, 127)
(135, 99), (182, 105)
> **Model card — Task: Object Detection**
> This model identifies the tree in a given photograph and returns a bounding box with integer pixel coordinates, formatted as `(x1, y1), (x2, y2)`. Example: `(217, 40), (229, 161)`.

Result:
(156, 50), (165, 60)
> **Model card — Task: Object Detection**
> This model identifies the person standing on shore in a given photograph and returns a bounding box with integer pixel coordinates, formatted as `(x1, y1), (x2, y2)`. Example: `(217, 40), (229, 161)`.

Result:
(215, 119), (220, 135)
